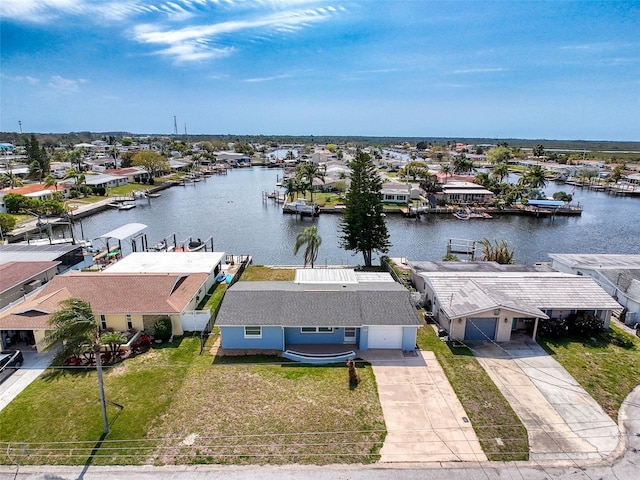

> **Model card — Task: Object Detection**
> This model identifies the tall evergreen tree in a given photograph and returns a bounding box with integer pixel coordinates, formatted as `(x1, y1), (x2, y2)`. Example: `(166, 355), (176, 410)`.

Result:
(339, 149), (390, 267)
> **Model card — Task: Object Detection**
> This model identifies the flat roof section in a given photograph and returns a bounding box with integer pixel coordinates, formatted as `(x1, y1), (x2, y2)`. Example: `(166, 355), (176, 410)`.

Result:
(103, 251), (225, 274)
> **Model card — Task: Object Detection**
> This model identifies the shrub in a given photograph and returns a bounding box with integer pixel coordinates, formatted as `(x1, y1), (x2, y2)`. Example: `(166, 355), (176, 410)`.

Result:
(0, 213), (17, 233)
(538, 317), (568, 339)
(567, 313), (603, 337)
(153, 317), (172, 342)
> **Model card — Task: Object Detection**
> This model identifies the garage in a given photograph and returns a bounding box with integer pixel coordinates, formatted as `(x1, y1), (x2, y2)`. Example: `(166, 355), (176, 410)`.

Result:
(368, 326), (403, 349)
(464, 317), (497, 341)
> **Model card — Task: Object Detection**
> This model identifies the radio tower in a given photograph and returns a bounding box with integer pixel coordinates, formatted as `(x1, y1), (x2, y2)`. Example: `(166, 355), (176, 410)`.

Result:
(173, 116), (178, 135)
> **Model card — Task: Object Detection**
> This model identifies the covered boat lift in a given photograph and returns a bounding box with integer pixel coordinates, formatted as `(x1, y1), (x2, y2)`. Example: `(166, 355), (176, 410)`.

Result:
(97, 223), (148, 259)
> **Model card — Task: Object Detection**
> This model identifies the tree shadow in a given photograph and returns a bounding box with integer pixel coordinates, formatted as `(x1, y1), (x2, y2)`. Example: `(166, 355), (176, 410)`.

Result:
(76, 402), (123, 480)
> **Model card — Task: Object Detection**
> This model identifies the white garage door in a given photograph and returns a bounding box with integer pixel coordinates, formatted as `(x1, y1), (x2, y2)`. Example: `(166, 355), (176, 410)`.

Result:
(368, 326), (403, 349)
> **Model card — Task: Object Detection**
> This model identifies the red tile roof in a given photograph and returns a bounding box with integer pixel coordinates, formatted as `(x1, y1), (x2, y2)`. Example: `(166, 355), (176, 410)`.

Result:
(0, 183), (48, 195)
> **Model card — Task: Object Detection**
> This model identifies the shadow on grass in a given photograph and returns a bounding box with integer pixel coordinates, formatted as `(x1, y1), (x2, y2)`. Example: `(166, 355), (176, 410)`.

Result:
(539, 327), (639, 354)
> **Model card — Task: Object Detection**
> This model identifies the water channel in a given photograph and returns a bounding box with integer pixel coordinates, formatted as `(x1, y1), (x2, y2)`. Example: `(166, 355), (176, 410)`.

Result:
(71, 167), (640, 265)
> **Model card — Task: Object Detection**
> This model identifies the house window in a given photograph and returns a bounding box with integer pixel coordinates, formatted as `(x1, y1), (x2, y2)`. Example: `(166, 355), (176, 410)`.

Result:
(300, 327), (334, 334)
(100, 315), (107, 330)
(126, 315), (133, 330)
(244, 326), (262, 338)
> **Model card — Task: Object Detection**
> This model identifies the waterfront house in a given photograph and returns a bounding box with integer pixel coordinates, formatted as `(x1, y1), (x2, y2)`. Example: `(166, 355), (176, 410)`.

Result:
(412, 266), (621, 341)
(440, 181), (494, 205)
(216, 269), (421, 353)
(549, 254), (640, 326)
(381, 182), (421, 204)
(0, 261), (60, 311)
(0, 271), (209, 352)
(0, 244), (91, 272)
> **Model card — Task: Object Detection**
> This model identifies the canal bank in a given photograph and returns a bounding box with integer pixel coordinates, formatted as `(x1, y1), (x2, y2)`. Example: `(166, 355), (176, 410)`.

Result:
(6, 167), (639, 265)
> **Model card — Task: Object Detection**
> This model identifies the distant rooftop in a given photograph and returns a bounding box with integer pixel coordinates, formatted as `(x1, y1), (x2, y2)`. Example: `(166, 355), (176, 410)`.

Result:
(409, 260), (551, 274)
(549, 254), (640, 269)
(104, 251), (225, 274)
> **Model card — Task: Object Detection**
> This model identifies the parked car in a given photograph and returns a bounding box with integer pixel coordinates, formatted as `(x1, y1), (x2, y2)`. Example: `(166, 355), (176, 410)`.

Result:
(0, 350), (24, 384)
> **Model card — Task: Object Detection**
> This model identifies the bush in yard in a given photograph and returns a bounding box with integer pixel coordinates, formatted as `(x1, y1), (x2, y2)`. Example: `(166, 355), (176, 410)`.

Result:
(153, 317), (172, 342)
(567, 313), (603, 337)
(538, 317), (568, 339)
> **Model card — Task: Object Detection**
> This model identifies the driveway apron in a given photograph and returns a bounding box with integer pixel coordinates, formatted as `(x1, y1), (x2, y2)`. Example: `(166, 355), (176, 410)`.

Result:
(363, 349), (486, 463)
(470, 339), (619, 461)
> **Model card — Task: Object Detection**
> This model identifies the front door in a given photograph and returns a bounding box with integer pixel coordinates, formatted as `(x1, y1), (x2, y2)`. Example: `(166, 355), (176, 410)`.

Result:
(344, 327), (356, 344)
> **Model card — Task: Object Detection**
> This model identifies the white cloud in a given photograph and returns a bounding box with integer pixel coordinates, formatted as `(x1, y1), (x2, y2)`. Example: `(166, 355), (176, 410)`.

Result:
(133, 5), (339, 63)
(452, 67), (506, 74)
(243, 74), (292, 82)
(0, 73), (41, 84)
(47, 75), (87, 94)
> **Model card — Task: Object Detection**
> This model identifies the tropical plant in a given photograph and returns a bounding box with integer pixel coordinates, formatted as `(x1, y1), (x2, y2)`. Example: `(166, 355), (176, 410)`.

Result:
(491, 162), (510, 182)
(132, 151), (170, 178)
(519, 165), (547, 190)
(153, 317), (172, 342)
(532, 144), (545, 157)
(440, 164), (452, 183)
(486, 146), (512, 164)
(41, 297), (109, 433)
(43, 175), (58, 191)
(28, 161), (43, 181)
(339, 149), (391, 267)
(293, 226), (322, 268)
(0, 171), (23, 189)
(296, 162), (325, 202)
(452, 154), (474, 174)
(284, 177), (299, 201)
(479, 238), (515, 264)
(0, 212), (17, 235)
(606, 165), (625, 183)
(100, 331), (128, 361)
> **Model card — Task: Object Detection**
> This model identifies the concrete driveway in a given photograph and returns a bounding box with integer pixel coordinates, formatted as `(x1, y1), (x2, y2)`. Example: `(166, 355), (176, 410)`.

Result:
(469, 338), (620, 461)
(0, 349), (53, 411)
(361, 349), (486, 463)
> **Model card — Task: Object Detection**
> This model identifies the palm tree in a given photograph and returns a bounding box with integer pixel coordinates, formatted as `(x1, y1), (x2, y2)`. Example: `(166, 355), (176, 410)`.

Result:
(296, 162), (325, 203)
(284, 177), (298, 201)
(441, 164), (452, 183)
(294, 226), (322, 268)
(1, 171), (24, 189)
(28, 161), (43, 181)
(44, 174), (58, 191)
(491, 162), (510, 183)
(42, 298), (110, 434)
(520, 165), (547, 189)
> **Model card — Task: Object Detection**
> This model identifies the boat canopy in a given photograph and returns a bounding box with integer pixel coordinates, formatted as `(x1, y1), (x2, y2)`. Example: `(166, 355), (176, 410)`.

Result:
(526, 200), (564, 207)
(98, 223), (147, 241)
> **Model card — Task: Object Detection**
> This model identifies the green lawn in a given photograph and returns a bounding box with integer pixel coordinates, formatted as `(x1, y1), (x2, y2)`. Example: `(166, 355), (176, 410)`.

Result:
(0, 338), (385, 466)
(417, 325), (529, 461)
(538, 324), (640, 420)
(240, 266), (295, 281)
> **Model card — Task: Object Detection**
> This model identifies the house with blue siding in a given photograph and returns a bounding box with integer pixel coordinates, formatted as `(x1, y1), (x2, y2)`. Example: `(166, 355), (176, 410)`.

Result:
(216, 269), (421, 352)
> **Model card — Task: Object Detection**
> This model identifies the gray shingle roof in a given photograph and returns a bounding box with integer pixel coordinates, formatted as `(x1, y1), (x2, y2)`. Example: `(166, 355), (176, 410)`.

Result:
(215, 281), (421, 327)
(423, 272), (622, 319)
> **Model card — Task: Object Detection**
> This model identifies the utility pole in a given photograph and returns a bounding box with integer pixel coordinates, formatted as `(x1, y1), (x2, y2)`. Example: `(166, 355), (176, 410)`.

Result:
(173, 116), (178, 135)
(18, 120), (22, 134)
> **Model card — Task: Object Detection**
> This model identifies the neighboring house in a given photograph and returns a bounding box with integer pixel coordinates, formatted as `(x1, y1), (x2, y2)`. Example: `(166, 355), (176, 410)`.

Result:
(549, 254), (640, 326)
(440, 181), (494, 205)
(412, 266), (621, 341)
(216, 269), (421, 352)
(0, 183), (71, 213)
(0, 244), (90, 272)
(103, 251), (225, 298)
(0, 271), (209, 352)
(0, 261), (60, 311)
(104, 167), (149, 183)
(82, 173), (128, 189)
(381, 182), (420, 204)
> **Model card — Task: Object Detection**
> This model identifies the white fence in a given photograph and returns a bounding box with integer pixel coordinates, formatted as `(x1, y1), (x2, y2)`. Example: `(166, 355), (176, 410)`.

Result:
(179, 310), (211, 332)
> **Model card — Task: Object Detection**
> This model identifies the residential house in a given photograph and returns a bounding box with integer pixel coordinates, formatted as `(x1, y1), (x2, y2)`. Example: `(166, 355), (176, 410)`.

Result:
(216, 269), (421, 352)
(0, 183), (71, 213)
(381, 182), (421, 204)
(440, 181), (494, 205)
(0, 244), (91, 272)
(0, 271), (209, 352)
(549, 254), (640, 326)
(0, 261), (60, 310)
(413, 267), (621, 341)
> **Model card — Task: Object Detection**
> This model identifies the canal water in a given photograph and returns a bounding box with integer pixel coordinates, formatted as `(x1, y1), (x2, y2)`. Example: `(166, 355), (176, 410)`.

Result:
(72, 167), (639, 265)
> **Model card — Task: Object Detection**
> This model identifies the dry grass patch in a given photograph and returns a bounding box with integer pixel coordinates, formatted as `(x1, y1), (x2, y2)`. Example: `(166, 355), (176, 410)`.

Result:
(147, 360), (385, 465)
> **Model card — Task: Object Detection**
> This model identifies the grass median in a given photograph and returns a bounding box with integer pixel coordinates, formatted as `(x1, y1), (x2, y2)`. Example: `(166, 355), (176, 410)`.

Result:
(417, 325), (529, 461)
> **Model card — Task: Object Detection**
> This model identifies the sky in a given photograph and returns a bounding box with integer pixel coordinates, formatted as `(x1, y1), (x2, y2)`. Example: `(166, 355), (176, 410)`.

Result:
(1, 0), (639, 140)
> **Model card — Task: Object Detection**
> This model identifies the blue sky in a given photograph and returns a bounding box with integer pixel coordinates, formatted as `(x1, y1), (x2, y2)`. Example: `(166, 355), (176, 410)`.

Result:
(1, 0), (639, 140)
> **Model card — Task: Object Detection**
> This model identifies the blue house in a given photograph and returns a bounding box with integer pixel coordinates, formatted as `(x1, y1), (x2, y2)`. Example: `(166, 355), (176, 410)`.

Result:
(216, 269), (421, 352)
